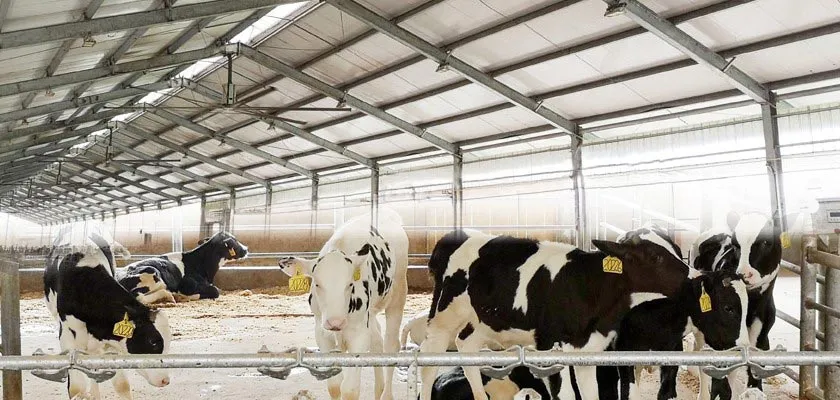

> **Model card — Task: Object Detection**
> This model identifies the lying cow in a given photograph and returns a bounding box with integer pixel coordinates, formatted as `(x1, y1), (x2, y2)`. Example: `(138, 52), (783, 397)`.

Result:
(44, 240), (171, 399)
(117, 232), (248, 304)
(595, 269), (749, 400)
(279, 209), (408, 400)
(419, 230), (692, 400)
(430, 366), (550, 400)
(691, 213), (782, 395)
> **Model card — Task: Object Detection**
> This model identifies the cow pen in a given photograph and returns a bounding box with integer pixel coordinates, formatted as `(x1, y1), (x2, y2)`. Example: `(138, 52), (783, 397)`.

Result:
(0, 232), (838, 399)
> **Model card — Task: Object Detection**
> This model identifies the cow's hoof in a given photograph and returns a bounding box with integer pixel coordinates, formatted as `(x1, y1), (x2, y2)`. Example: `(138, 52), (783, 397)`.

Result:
(738, 388), (766, 400)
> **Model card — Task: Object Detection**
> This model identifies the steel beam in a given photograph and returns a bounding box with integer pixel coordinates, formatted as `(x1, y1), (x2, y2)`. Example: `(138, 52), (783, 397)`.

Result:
(54, 164), (166, 204)
(0, 81), (174, 124)
(761, 95), (787, 230)
(119, 124), (267, 186)
(109, 141), (231, 193)
(0, 0), (301, 49)
(326, 0), (579, 136)
(150, 108), (315, 179)
(0, 123), (108, 161)
(67, 160), (181, 203)
(570, 133), (587, 249)
(255, 115), (376, 169)
(0, 137), (90, 165)
(452, 149), (463, 231)
(0, 109), (126, 142)
(241, 46), (457, 154)
(84, 147), (204, 198)
(603, 0), (770, 103)
(0, 46), (223, 98)
(42, 170), (145, 206)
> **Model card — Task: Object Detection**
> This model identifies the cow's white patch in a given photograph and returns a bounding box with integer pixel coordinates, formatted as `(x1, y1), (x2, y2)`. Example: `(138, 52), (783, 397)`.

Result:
(748, 320), (763, 347)
(45, 290), (59, 318)
(629, 292), (666, 308)
(161, 252), (186, 276)
(74, 247), (111, 270)
(637, 231), (680, 260)
(444, 234), (494, 278)
(733, 280), (750, 346)
(754, 267), (779, 294)
(484, 375), (520, 399)
(512, 242), (573, 313)
(732, 214), (772, 283)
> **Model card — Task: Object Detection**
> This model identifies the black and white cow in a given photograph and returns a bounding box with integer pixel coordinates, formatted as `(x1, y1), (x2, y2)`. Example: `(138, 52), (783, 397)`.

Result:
(419, 230), (692, 400)
(116, 232), (248, 304)
(691, 213), (781, 394)
(44, 240), (171, 399)
(429, 366), (550, 400)
(594, 269), (749, 400)
(616, 223), (684, 262)
(279, 209), (408, 400)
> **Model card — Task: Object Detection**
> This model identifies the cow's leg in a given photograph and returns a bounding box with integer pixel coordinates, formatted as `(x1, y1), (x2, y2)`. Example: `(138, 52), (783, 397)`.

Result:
(455, 327), (488, 400)
(710, 377), (733, 400)
(381, 278), (407, 400)
(596, 366), (619, 400)
(341, 326), (370, 400)
(574, 366), (600, 400)
(657, 366), (679, 400)
(314, 327), (342, 400)
(747, 318), (772, 391)
(60, 323), (91, 399)
(420, 313), (467, 400)
(616, 366), (632, 400)
(627, 366), (642, 400)
(369, 316), (385, 400)
(112, 370), (132, 400)
(136, 288), (175, 305)
(88, 380), (101, 400)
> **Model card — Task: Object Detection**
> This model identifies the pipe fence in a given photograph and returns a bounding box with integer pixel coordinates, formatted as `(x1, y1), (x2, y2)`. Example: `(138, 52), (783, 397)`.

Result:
(2, 234), (840, 400)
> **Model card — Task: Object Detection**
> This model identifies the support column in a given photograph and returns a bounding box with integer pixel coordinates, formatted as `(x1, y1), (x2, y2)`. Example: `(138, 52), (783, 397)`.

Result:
(452, 149), (463, 231)
(801, 235), (818, 399)
(310, 176), (319, 211)
(1, 259), (22, 400)
(826, 265), (840, 398)
(198, 195), (208, 239)
(762, 96), (787, 231)
(571, 132), (587, 249)
(264, 185), (273, 237)
(227, 191), (236, 234)
(371, 165), (379, 228)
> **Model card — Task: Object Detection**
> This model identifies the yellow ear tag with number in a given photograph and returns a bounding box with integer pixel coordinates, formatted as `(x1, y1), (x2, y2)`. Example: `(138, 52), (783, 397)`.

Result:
(228, 247), (236, 257)
(780, 232), (791, 249)
(602, 256), (623, 274)
(288, 267), (311, 294)
(353, 266), (361, 281)
(113, 313), (135, 339)
(699, 283), (712, 313)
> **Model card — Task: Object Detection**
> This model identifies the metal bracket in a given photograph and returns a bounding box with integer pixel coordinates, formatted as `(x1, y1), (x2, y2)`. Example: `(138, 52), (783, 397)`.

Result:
(701, 345), (788, 380)
(480, 344), (566, 380)
(256, 346), (342, 381)
(30, 349), (116, 383)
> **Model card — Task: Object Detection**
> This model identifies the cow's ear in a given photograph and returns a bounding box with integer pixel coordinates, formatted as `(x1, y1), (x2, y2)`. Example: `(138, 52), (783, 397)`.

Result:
(591, 240), (628, 258)
(278, 257), (315, 277)
(726, 211), (740, 232)
(347, 254), (368, 267)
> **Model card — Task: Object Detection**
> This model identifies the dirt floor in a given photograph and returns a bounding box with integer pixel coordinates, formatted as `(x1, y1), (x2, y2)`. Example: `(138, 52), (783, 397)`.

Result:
(8, 287), (799, 399)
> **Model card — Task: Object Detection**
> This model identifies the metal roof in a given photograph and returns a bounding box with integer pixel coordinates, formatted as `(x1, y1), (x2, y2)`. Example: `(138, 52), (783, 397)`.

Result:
(1, 0), (839, 223)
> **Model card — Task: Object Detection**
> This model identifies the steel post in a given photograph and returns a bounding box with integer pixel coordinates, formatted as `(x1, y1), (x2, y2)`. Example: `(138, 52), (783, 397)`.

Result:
(199, 196), (208, 239)
(370, 166), (379, 228)
(228, 192), (236, 234)
(452, 150), (463, 231)
(825, 259), (840, 397)
(0, 258), (22, 400)
(571, 133), (587, 248)
(802, 235), (819, 399)
(761, 98), (787, 230)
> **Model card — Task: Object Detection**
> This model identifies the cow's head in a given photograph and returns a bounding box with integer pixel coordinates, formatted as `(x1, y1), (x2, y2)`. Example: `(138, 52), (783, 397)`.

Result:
(120, 308), (172, 387)
(201, 232), (248, 261)
(592, 238), (688, 297)
(617, 224), (683, 260)
(728, 213), (781, 291)
(279, 250), (367, 331)
(688, 270), (749, 350)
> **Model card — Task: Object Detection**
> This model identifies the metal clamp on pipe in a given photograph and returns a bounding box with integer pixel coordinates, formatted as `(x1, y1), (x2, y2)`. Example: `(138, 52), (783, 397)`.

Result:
(30, 349), (116, 383)
(479, 344), (566, 379)
(701, 345), (789, 380)
(256, 346), (342, 381)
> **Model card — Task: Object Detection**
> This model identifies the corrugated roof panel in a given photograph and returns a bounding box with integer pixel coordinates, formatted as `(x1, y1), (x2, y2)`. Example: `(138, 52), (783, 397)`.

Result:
(351, 0), (429, 19)
(268, 78), (321, 104)
(305, 34), (416, 86)
(429, 83), (506, 114)
(288, 152), (356, 170)
(349, 59), (463, 104)
(2, 0), (87, 31)
(248, 163), (296, 180)
(494, 54), (605, 98)
(385, 95), (462, 124)
(543, 83), (647, 120)
(258, 6), (367, 65)
(311, 114), (394, 143)
(428, 113), (505, 143)
(352, 134), (431, 157)
(94, 0), (157, 18)
(734, 34), (840, 84)
(573, 32), (686, 78)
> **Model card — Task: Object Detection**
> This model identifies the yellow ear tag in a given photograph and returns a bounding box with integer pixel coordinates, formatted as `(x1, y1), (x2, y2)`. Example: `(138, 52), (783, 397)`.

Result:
(113, 313), (135, 339)
(353, 266), (361, 281)
(228, 247), (236, 257)
(602, 256), (623, 274)
(288, 267), (311, 294)
(699, 283), (712, 313)
(780, 232), (791, 249)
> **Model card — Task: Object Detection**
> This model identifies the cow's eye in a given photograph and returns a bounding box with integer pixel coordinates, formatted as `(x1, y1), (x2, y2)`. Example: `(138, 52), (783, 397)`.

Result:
(724, 305), (735, 315)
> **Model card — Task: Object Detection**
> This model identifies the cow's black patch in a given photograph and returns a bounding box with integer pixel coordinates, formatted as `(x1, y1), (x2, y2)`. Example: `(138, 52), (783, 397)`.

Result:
(458, 323), (474, 340)
(437, 269), (468, 312)
(427, 231), (471, 320)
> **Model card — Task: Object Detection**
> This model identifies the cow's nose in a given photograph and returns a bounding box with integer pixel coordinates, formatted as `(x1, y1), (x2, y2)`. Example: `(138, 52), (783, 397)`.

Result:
(160, 377), (170, 386)
(743, 270), (755, 280)
(325, 317), (347, 331)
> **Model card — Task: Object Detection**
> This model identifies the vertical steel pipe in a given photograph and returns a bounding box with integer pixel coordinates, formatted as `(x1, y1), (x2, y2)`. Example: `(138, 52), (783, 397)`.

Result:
(370, 166), (379, 228)
(0, 258), (22, 400)
(570, 133), (586, 248)
(802, 235), (819, 399)
(823, 253), (840, 397)
(452, 150), (463, 231)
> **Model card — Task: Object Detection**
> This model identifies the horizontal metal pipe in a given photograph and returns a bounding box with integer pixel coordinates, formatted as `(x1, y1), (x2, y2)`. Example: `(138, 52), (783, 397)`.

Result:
(775, 310), (825, 342)
(809, 248), (840, 271)
(807, 299), (840, 321)
(782, 260), (826, 284)
(4, 350), (840, 371)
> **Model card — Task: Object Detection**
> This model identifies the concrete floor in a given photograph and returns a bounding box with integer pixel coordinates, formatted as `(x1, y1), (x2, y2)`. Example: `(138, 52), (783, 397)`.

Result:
(4, 279), (802, 399)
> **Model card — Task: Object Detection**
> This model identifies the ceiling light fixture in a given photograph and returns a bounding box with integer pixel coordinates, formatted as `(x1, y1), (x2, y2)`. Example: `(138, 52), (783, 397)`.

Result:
(604, 2), (627, 17)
